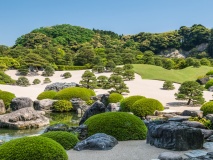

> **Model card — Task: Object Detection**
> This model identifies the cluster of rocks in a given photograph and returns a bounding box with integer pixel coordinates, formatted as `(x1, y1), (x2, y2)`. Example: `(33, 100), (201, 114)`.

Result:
(44, 82), (79, 91)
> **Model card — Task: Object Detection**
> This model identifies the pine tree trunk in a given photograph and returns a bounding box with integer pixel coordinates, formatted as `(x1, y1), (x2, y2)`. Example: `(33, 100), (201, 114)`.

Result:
(187, 99), (191, 105)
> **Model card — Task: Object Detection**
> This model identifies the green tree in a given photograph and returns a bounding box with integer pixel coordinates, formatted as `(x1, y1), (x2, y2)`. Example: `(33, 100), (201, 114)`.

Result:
(175, 81), (204, 105)
(163, 81), (175, 90)
(123, 70), (135, 80)
(163, 59), (175, 70)
(97, 75), (108, 88)
(193, 59), (201, 68)
(105, 60), (116, 71)
(113, 67), (124, 75)
(200, 58), (210, 66)
(42, 66), (55, 77)
(16, 77), (30, 86)
(108, 75), (129, 94)
(123, 64), (133, 70)
(79, 70), (97, 89)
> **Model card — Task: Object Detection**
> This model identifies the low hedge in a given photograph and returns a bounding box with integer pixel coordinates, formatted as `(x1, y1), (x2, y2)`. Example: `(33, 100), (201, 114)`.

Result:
(41, 131), (79, 150)
(200, 101), (213, 116)
(54, 87), (95, 101)
(84, 112), (147, 141)
(0, 136), (68, 160)
(37, 90), (57, 100)
(52, 100), (73, 112)
(108, 93), (123, 104)
(0, 90), (15, 109)
(131, 98), (164, 117)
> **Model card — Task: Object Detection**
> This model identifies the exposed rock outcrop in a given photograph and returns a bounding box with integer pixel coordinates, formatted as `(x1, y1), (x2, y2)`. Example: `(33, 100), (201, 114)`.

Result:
(0, 100), (6, 114)
(10, 97), (33, 111)
(33, 99), (57, 112)
(44, 82), (79, 91)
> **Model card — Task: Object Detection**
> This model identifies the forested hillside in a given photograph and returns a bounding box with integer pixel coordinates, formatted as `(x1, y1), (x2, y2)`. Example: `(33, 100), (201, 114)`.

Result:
(0, 24), (213, 71)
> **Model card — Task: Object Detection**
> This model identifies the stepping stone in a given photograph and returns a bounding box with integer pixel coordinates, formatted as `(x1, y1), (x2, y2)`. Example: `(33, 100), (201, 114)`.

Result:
(184, 150), (207, 158)
(203, 142), (213, 151)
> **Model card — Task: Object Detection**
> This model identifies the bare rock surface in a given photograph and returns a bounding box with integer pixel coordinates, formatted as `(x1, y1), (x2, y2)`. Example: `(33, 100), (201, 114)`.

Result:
(10, 97), (33, 111)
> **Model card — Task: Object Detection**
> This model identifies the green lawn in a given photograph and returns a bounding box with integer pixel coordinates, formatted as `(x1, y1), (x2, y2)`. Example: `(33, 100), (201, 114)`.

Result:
(133, 64), (213, 83)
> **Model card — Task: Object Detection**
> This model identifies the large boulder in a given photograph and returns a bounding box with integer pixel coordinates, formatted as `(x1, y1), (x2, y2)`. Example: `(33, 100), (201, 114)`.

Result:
(68, 124), (88, 140)
(91, 94), (109, 106)
(79, 101), (106, 125)
(74, 133), (118, 151)
(181, 110), (203, 118)
(196, 77), (209, 85)
(10, 97), (33, 111)
(33, 99), (57, 111)
(70, 98), (89, 115)
(0, 107), (49, 129)
(146, 121), (204, 151)
(0, 100), (6, 114)
(44, 82), (79, 91)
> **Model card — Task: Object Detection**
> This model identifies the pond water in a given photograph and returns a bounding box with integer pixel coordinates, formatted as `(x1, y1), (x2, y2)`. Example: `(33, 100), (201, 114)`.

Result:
(0, 112), (81, 142)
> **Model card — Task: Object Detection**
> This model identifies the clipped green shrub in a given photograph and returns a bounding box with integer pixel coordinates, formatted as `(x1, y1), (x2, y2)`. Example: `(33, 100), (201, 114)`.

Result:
(43, 77), (51, 84)
(63, 72), (72, 79)
(108, 93), (123, 104)
(131, 98), (164, 117)
(205, 79), (213, 89)
(37, 90), (57, 100)
(200, 101), (213, 116)
(54, 87), (95, 101)
(0, 90), (15, 109)
(163, 81), (175, 90)
(206, 70), (213, 76)
(86, 99), (95, 105)
(41, 131), (79, 150)
(0, 71), (15, 84)
(120, 95), (146, 112)
(84, 112), (147, 141)
(0, 136), (68, 160)
(52, 100), (73, 112)
(33, 78), (41, 85)
(16, 76), (30, 86)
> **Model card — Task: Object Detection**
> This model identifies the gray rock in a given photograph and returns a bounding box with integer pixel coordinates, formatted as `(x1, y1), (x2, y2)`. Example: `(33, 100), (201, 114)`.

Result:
(79, 101), (106, 125)
(158, 152), (183, 160)
(203, 142), (213, 151)
(200, 129), (213, 139)
(33, 99), (57, 111)
(74, 133), (118, 151)
(155, 110), (180, 117)
(205, 114), (213, 124)
(44, 123), (69, 133)
(10, 97), (33, 111)
(207, 135), (213, 142)
(0, 107), (49, 129)
(106, 103), (120, 112)
(168, 116), (191, 122)
(182, 121), (206, 129)
(68, 124), (88, 140)
(146, 121), (204, 151)
(0, 100), (6, 114)
(196, 77), (209, 85)
(209, 86), (213, 92)
(181, 110), (203, 118)
(91, 94), (109, 106)
(70, 98), (88, 114)
(44, 82), (79, 91)
(184, 150), (208, 158)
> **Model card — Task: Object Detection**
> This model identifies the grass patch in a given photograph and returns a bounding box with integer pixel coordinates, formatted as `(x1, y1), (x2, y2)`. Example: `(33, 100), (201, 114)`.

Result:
(133, 64), (213, 83)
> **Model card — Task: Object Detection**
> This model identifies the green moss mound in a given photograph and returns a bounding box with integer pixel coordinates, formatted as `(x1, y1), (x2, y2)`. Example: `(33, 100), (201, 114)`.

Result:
(120, 95), (146, 112)
(200, 101), (213, 116)
(52, 100), (73, 112)
(108, 93), (123, 104)
(54, 87), (95, 101)
(0, 90), (15, 109)
(131, 98), (164, 117)
(0, 136), (68, 160)
(205, 79), (213, 89)
(37, 90), (57, 100)
(84, 112), (147, 141)
(41, 131), (79, 150)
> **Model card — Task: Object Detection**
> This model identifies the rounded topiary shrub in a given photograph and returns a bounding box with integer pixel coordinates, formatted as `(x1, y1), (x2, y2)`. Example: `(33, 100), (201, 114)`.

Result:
(43, 77), (51, 84)
(63, 72), (72, 79)
(205, 79), (213, 89)
(0, 136), (68, 160)
(163, 81), (175, 90)
(54, 87), (95, 101)
(120, 95), (146, 112)
(108, 93), (123, 104)
(200, 101), (213, 116)
(33, 78), (41, 85)
(206, 70), (213, 76)
(84, 112), (147, 141)
(41, 131), (79, 150)
(16, 76), (30, 86)
(37, 90), (57, 100)
(52, 100), (73, 112)
(131, 98), (164, 117)
(0, 90), (15, 109)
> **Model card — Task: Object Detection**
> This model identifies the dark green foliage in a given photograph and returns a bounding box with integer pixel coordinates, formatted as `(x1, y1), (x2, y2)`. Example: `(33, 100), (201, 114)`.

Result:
(108, 93), (123, 103)
(43, 77), (51, 84)
(42, 66), (55, 77)
(41, 131), (79, 150)
(52, 100), (73, 112)
(56, 65), (87, 71)
(16, 76), (30, 86)
(206, 70), (213, 76)
(113, 67), (124, 75)
(105, 60), (116, 71)
(18, 66), (29, 76)
(84, 112), (147, 141)
(92, 65), (105, 73)
(120, 95), (146, 112)
(97, 75), (108, 88)
(33, 78), (41, 84)
(131, 98), (164, 117)
(0, 71), (15, 84)
(0, 90), (15, 108)
(0, 136), (68, 160)
(79, 70), (97, 89)
(175, 81), (204, 105)
(123, 69), (135, 80)
(54, 87), (95, 101)
(37, 90), (57, 100)
(205, 79), (213, 89)
(163, 81), (175, 90)
(200, 101), (213, 116)
(193, 60), (201, 68)
(200, 58), (210, 66)
(108, 75), (129, 94)
(123, 64), (134, 70)
(63, 72), (72, 78)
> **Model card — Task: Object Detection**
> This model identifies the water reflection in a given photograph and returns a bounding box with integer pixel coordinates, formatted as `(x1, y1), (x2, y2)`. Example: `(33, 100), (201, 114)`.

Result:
(0, 112), (81, 142)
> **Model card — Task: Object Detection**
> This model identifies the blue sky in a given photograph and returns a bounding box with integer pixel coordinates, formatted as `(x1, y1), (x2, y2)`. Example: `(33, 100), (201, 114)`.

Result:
(1, 0), (213, 46)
